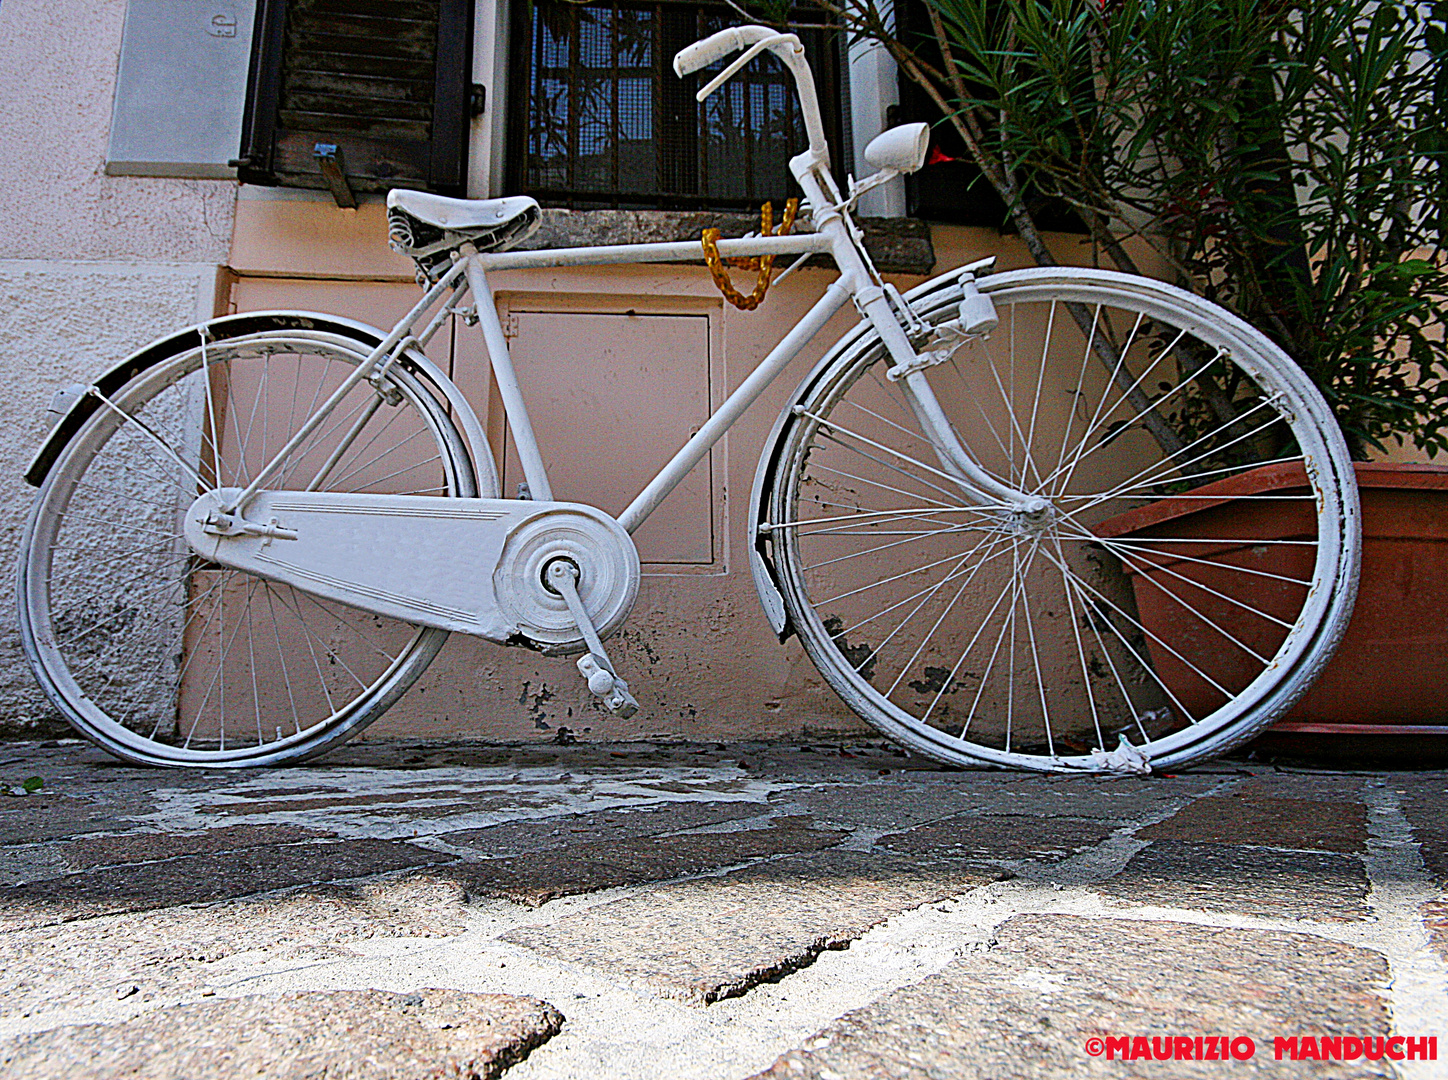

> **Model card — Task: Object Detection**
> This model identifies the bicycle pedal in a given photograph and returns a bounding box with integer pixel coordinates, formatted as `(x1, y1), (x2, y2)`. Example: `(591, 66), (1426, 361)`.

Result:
(606, 678), (640, 719)
(576, 653), (639, 718)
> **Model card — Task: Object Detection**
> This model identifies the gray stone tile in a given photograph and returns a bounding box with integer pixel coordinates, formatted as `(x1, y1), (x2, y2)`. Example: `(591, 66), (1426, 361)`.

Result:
(0, 988), (563, 1080)
(431, 817), (847, 908)
(29, 824), (336, 875)
(878, 814), (1118, 863)
(439, 799), (769, 857)
(1230, 773), (1370, 803)
(769, 782), (977, 830)
(502, 850), (1004, 1004)
(1100, 841), (1371, 921)
(776, 775), (1221, 833)
(0, 839), (454, 930)
(947, 774), (1224, 821)
(0, 877), (470, 1021)
(1395, 777), (1448, 887)
(0, 793), (156, 845)
(750, 914), (1392, 1079)
(1136, 796), (1367, 853)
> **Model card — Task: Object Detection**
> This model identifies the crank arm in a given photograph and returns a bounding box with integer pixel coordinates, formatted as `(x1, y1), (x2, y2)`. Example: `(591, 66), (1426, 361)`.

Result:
(546, 560), (639, 718)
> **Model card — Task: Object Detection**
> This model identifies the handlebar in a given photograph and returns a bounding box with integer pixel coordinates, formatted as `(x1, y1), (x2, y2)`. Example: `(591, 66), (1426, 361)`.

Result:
(673, 26), (754, 77)
(672, 25), (830, 170)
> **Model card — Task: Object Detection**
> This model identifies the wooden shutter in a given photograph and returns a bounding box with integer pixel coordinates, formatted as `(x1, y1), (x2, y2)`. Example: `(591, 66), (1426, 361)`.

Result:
(237, 0), (472, 196)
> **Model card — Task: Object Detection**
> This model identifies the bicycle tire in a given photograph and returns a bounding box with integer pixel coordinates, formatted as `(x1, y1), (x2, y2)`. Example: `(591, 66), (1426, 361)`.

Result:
(18, 327), (483, 767)
(764, 267), (1359, 772)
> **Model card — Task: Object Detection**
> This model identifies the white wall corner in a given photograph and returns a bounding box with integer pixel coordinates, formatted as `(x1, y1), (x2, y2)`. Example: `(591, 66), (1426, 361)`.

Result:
(846, 2), (906, 218)
(469, 0), (510, 198)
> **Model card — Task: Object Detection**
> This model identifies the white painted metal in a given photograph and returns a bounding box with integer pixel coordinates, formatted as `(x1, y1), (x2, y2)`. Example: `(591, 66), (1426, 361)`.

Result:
(226, 261), (471, 516)
(474, 232), (830, 272)
(493, 504), (640, 649)
(19, 331), (484, 767)
(19, 23), (1361, 774)
(462, 250), (554, 502)
(184, 489), (638, 647)
(548, 561), (641, 716)
(862, 123), (930, 173)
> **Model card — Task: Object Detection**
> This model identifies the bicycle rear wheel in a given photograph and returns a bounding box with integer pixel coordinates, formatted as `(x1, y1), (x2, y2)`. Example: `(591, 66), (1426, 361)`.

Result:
(18, 328), (482, 766)
(767, 268), (1358, 772)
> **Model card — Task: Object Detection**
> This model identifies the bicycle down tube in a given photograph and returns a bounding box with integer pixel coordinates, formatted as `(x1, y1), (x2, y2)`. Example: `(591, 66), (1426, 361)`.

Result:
(459, 237), (849, 536)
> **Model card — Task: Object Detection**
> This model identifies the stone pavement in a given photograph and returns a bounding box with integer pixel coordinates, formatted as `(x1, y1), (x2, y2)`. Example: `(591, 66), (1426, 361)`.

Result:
(0, 738), (1443, 1079)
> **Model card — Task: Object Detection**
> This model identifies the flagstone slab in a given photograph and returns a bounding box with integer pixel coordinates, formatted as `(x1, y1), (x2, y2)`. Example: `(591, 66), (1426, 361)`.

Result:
(0, 989), (563, 1080)
(1396, 778), (1448, 887)
(749, 914), (1392, 1079)
(0, 876), (470, 1021)
(0, 793), (157, 845)
(877, 813), (1118, 863)
(439, 799), (769, 857)
(0, 839), (453, 930)
(776, 776), (1218, 833)
(26, 824), (336, 875)
(502, 850), (1004, 1004)
(1135, 796), (1367, 853)
(1098, 841), (1371, 922)
(430, 818), (846, 908)
(1230, 774), (1370, 803)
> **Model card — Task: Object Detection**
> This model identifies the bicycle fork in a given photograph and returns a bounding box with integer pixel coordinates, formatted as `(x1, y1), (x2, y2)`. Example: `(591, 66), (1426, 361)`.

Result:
(794, 166), (1047, 522)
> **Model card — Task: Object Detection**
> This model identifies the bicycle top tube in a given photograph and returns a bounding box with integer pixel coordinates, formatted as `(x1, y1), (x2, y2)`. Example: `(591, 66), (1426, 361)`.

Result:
(471, 232), (831, 274)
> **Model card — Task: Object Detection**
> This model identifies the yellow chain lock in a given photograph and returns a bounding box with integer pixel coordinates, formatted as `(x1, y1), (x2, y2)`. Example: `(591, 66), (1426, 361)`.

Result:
(701, 198), (799, 311)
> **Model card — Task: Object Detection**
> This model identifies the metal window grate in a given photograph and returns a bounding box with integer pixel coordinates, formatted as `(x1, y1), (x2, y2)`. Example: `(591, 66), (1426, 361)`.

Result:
(510, 0), (843, 210)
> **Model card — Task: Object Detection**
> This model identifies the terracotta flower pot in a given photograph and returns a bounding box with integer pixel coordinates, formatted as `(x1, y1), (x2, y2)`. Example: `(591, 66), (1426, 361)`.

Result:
(1094, 462), (1448, 735)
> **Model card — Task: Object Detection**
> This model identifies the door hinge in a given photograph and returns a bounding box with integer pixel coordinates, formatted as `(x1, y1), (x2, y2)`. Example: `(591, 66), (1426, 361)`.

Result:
(502, 313), (520, 340)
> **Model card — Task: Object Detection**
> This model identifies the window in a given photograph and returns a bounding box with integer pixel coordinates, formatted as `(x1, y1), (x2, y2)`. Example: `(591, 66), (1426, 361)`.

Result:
(509, 0), (844, 210)
(236, 0), (472, 197)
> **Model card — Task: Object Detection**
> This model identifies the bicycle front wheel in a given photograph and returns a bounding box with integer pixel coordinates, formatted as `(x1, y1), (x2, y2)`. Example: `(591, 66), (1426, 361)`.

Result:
(768, 268), (1358, 772)
(19, 328), (482, 766)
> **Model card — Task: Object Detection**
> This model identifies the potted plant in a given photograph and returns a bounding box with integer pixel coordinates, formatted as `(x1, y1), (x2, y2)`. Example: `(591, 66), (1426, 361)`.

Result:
(808, 0), (1447, 734)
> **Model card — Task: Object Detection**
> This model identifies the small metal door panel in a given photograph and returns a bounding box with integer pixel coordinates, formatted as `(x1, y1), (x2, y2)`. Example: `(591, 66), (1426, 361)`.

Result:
(498, 305), (716, 567)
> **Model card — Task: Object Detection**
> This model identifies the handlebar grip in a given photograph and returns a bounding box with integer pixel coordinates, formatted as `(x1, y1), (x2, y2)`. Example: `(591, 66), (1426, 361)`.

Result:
(673, 27), (746, 76)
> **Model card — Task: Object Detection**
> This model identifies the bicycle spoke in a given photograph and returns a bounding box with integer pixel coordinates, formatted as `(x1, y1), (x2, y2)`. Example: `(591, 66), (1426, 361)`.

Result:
(826, 533), (1014, 641)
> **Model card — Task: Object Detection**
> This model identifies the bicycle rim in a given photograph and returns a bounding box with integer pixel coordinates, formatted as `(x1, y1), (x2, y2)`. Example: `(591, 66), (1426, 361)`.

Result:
(19, 331), (481, 766)
(771, 268), (1358, 772)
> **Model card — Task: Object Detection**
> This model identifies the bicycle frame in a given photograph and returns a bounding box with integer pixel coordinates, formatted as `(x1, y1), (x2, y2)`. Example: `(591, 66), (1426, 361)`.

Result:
(222, 25), (1033, 535)
(224, 217), (1028, 542)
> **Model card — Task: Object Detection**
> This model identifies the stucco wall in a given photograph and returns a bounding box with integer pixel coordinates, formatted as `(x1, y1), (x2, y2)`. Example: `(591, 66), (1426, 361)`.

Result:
(0, 0), (234, 734)
(0, 0), (235, 264)
(0, 261), (220, 735)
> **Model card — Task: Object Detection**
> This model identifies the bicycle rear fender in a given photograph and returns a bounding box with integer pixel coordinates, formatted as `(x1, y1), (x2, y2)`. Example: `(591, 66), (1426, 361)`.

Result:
(748, 269), (966, 642)
(23, 310), (496, 499)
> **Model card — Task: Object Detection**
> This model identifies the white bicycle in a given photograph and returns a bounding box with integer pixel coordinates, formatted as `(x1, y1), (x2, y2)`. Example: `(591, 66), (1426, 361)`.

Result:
(17, 26), (1359, 772)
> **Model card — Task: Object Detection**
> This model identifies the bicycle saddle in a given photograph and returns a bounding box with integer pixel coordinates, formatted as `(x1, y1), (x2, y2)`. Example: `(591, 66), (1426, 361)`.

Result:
(387, 191), (542, 276)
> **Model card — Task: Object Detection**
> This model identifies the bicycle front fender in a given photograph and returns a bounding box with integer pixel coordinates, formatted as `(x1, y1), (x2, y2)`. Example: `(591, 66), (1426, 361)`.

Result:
(24, 310), (497, 501)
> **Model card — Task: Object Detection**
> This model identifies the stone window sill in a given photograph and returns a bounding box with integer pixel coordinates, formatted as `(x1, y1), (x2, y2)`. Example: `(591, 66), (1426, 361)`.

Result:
(520, 209), (936, 276)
